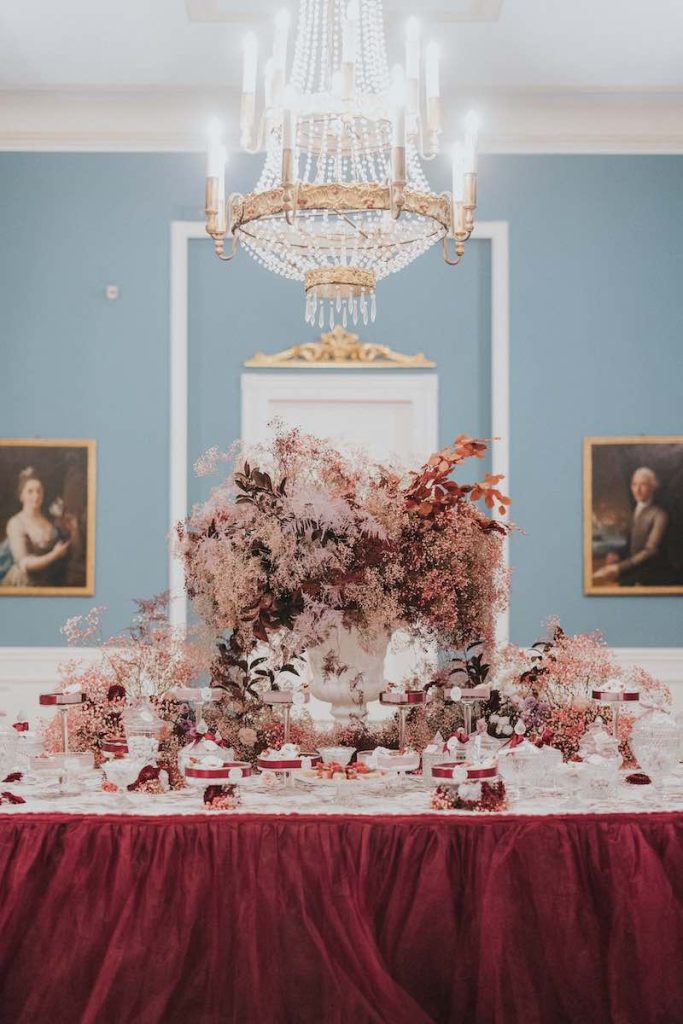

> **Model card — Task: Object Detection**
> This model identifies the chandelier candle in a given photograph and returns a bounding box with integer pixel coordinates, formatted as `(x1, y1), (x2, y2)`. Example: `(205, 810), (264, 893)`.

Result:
(204, 0), (479, 324)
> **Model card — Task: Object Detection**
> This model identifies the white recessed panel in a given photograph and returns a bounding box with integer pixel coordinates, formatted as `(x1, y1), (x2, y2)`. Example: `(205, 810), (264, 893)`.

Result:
(241, 373), (438, 468)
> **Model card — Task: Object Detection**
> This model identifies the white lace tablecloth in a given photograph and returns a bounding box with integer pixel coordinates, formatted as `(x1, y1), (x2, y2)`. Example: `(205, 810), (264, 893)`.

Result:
(2, 767), (683, 818)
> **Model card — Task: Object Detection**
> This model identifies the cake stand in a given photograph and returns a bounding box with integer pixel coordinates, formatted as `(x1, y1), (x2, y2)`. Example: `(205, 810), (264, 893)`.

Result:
(261, 690), (309, 746)
(379, 689), (426, 750)
(591, 688), (640, 746)
(38, 690), (86, 787)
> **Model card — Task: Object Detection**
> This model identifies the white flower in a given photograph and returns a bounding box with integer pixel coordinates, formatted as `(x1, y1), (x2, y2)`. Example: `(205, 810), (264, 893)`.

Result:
(502, 724), (513, 736)
(301, 756), (312, 770)
(450, 686), (462, 702)
(458, 782), (482, 803)
(450, 766), (467, 784)
(292, 690), (305, 706)
(228, 767), (243, 782)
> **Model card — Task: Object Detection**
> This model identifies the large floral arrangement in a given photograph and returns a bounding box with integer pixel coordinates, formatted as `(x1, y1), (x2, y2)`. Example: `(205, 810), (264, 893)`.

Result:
(177, 427), (511, 698)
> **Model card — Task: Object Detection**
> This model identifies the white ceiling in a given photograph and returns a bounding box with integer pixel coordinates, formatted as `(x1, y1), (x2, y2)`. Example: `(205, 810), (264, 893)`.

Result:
(1, 0), (683, 151)
(1, 0), (683, 91)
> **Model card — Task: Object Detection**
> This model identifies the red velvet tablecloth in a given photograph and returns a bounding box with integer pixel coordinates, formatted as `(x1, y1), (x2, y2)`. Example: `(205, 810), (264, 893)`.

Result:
(0, 811), (681, 1024)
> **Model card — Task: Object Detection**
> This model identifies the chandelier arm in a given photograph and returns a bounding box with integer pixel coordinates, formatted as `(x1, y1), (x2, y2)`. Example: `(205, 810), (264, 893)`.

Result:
(214, 235), (239, 262)
(442, 236), (464, 266)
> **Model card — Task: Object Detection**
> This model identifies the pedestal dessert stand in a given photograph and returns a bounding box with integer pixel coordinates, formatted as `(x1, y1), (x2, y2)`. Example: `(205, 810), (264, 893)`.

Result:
(446, 684), (490, 737)
(379, 689), (426, 750)
(171, 686), (224, 731)
(256, 749), (322, 788)
(591, 688), (640, 757)
(38, 690), (86, 790)
(261, 690), (309, 746)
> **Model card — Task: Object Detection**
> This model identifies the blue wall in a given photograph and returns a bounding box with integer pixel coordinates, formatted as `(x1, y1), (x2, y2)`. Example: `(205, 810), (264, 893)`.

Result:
(1, 152), (682, 646)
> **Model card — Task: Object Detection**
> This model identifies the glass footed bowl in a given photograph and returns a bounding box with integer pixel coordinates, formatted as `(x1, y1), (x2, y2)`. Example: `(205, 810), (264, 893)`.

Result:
(317, 746), (356, 766)
(630, 707), (680, 782)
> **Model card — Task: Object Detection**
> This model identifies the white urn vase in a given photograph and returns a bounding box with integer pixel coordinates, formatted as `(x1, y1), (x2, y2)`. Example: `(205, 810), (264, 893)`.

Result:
(307, 625), (388, 724)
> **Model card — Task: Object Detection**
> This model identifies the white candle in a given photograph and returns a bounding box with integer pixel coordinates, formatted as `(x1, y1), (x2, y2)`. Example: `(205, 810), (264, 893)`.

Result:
(405, 17), (420, 82)
(451, 141), (465, 203)
(425, 41), (439, 98)
(391, 64), (406, 148)
(464, 111), (479, 173)
(264, 57), (275, 109)
(242, 32), (258, 94)
(282, 105), (295, 151)
(273, 9), (290, 72)
(217, 145), (227, 204)
(206, 118), (223, 178)
(342, 0), (359, 64)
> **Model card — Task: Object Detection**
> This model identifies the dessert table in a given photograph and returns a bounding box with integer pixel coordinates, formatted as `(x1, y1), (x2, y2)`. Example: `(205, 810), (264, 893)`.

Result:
(1, 783), (682, 1024)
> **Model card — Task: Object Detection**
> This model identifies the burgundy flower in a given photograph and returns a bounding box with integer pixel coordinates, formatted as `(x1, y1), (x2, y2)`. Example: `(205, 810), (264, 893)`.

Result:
(127, 765), (161, 791)
(107, 684), (127, 702)
(2, 772), (23, 784)
(626, 772), (651, 785)
(1, 791), (26, 805)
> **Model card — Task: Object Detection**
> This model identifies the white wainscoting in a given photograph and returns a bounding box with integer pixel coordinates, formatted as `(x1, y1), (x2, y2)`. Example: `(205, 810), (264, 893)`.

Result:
(1, 647), (681, 726)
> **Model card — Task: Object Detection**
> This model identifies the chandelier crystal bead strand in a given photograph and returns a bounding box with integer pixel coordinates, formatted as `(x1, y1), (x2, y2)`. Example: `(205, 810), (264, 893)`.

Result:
(204, 0), (479, 326)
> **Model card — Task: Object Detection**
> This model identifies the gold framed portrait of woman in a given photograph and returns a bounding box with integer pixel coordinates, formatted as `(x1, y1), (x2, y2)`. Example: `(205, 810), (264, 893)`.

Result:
(584, 436), (683, 595)
(0, 439), (96, 596)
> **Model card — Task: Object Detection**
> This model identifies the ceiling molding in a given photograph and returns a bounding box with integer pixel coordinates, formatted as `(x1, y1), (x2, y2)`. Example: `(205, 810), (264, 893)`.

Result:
(185, 0), (504, 24)
(2, 88), (683, 154)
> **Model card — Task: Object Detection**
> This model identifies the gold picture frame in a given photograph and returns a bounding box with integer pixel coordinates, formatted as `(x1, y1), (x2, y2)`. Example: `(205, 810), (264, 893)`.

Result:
(584, 436), (683, 596)
(0, 439), (96, 596)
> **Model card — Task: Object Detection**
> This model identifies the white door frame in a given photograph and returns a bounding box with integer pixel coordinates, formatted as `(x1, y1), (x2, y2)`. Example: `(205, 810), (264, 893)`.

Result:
(168, 221), (511, 637)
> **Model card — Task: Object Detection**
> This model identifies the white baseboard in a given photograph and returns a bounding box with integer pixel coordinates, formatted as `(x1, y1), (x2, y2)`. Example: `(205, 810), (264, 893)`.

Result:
(1, 646), (682, 725)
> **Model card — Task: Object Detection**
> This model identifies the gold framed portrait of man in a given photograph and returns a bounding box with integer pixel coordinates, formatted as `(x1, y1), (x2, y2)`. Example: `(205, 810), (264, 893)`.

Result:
(584, 436), (683, 595)
(0, 439), (96, 596)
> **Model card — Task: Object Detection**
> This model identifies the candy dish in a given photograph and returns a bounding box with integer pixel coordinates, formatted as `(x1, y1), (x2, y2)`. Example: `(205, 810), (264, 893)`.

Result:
(357, 747), (421, 773)
(317, 745), (356, 765)
(303, 760), (384, 781)
(256, 744), (321, 771)
(179, 732), (234, 771)
(102, 757), (145, 790)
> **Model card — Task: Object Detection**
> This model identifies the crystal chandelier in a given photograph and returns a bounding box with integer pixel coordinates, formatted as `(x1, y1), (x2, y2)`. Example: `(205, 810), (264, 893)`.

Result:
(204, 1), (479, 328)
